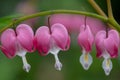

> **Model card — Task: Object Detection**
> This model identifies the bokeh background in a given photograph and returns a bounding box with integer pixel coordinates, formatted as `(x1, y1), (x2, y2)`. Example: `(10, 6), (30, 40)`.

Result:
(0, 0), (120, 80)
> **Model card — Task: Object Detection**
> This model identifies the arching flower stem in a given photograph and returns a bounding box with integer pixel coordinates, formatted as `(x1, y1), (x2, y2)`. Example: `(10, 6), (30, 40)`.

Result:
(0, 10), (120, 33)
(88, 0), (107, 17)
(107, 0), (114, 19)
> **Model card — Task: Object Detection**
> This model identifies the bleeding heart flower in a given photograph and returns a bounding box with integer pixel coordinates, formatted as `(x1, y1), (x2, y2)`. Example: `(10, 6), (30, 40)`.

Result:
(95, 30), (119, 76)
(0, 24), (34, 72)
(77, 25), (94, 70)
(34, 23), (70, 70)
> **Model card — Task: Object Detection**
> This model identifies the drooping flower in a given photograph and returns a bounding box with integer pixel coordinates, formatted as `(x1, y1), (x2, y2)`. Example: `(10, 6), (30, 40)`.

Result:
(77, 25), (94, 70)
(95, 30), (119, 76)
(34, 23), (70, 70)
(0, 24), (34, 72)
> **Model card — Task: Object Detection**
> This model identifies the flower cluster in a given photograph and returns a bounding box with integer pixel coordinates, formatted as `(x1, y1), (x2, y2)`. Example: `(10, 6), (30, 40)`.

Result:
(50, 14), (120, 76)
(0, 23), (70, 72)
(0, 15), (119, 76)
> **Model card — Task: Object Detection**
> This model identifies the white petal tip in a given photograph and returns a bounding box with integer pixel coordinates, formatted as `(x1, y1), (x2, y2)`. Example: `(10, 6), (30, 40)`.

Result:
(104, 69), (111, 76)
(80, 53), (93, 70)
(102, 58), (112, 76)
(54, 61), (62, 71)
(52, 52), (62, 71)
(83, 63), (89, 70)
(21, 55), (31, 73)
(23, 64), (31, 73)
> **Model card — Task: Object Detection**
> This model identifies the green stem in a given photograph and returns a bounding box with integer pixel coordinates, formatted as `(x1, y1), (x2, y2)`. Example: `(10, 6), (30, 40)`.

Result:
(107, 0), (114, 18)
(0, 10), (120, 33)
(108, 18), (120, 32)
(88, 0), (107, 17)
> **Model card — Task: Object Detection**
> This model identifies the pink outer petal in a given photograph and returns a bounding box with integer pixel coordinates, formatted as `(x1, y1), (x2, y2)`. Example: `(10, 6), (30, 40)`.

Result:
(78, 25), (94, 52)
(108, 30), (119, 46)
(104, 30), (119, 58)
(0, 46), (13, 58)
(34, 26), (51, 55)
(51, 23), (70, 50)
(16, 24), (34, 52)
(95, 30), (106, 58)
(65, 36), (71, 50)
(0, 29), (16, 58)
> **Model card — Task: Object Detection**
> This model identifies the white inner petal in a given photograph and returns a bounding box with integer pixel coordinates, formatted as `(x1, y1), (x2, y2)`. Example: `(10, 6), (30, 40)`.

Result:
(21, 55), (31, 72)
(102, 50), (110, 59)
(54, 54), (62, 71)
(16, 42), (27, 57)
(80, 51), (93, 70)
(49, 38), (62, 71)
(49, 45), (60, 55)
(102, 51), (112, 76)
(16, 43), (31, 72)
(17, 50), (31, 73)
(17, 49), (27, 57)
(102, 58), (112, 76)
(49, 38), (61, 55)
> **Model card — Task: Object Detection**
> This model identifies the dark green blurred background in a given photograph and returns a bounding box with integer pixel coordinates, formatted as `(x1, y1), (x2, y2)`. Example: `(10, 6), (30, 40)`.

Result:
(0, 0), (120, 80)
